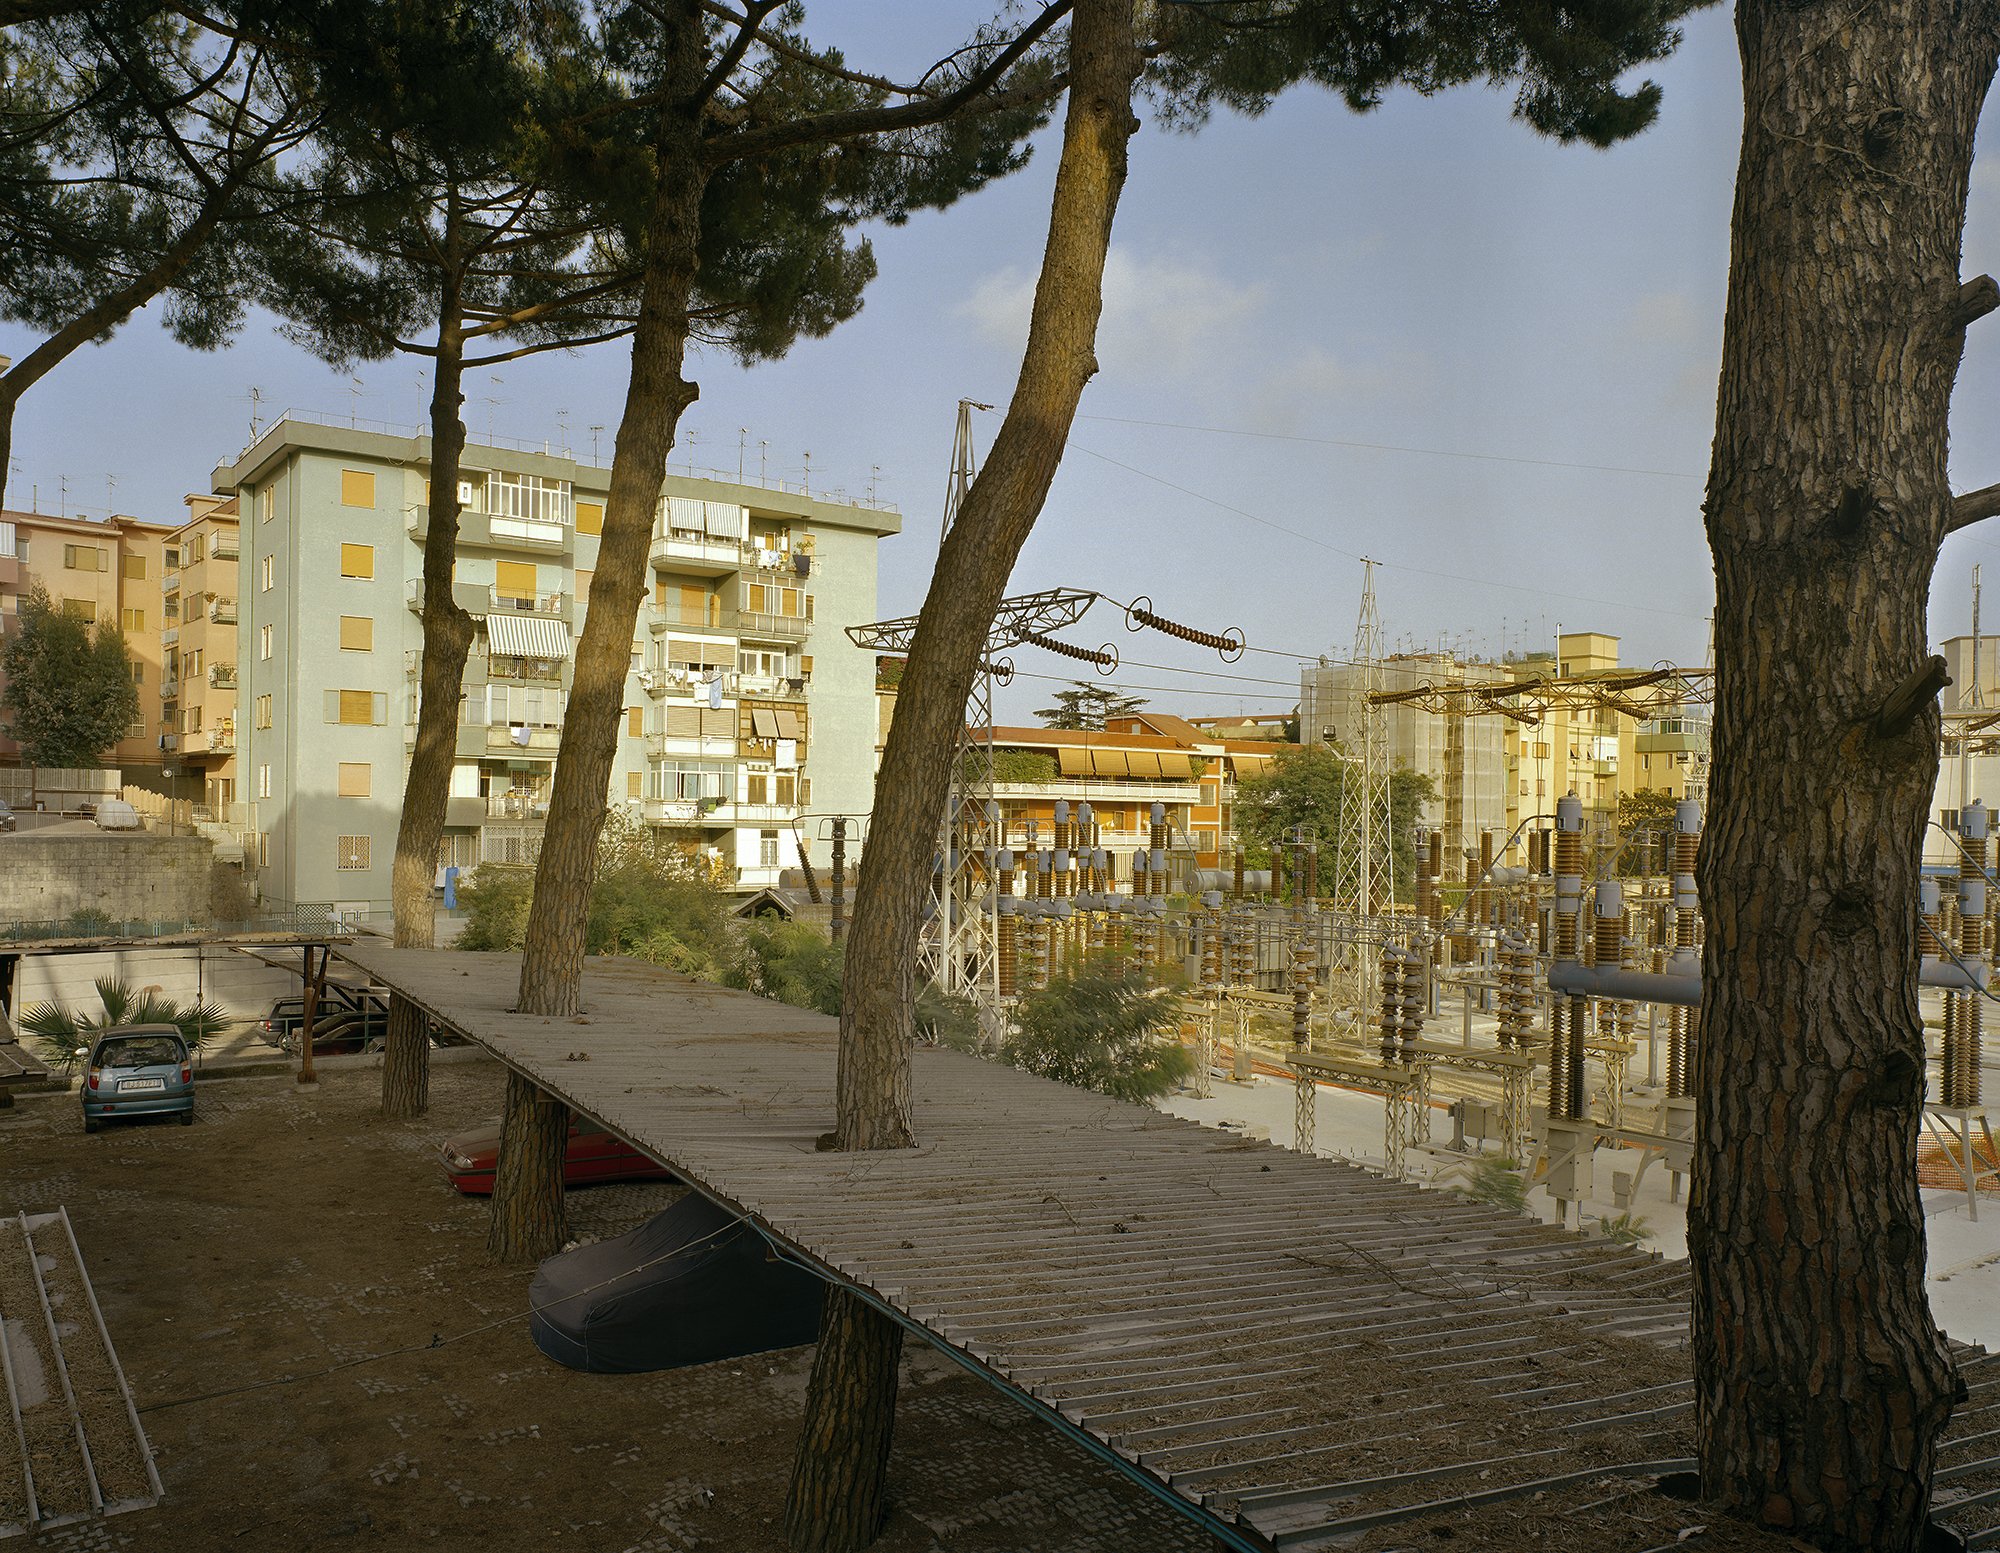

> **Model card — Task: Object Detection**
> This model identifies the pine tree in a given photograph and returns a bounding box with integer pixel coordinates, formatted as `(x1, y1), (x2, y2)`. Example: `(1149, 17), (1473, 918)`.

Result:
(1033, 680), (1147, 729)
(0, 584), (140, 767)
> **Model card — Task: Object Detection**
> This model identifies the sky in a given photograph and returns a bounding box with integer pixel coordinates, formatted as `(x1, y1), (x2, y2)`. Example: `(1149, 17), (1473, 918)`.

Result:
(10, 2), (2000, 722)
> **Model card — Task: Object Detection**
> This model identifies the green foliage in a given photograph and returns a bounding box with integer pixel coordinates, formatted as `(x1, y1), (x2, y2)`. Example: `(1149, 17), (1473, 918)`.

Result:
(1233, 742), (1436, 902)
(455, 812), (731, 976)
(1461, 1154), (1529, 1214)
(1146, 0), (1706, 149)
(1001, 954), (1193, 1103)
(20, 975), (228, 1074)
(1615, 788), (1680, 875)
(915, 985), (982, 1052)
(1034, 682), (1149, 730)
(987, 750), (1058, 784)
(1601, 1211), (1653, 1247)
(0, 584), (141, 767)
(730, 917), (844, 1016)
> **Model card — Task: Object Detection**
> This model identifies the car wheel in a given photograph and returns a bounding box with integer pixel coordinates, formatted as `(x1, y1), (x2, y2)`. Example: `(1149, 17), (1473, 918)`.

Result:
(83, 1118), (100, 1134)
(179, 1109), (194, 1127)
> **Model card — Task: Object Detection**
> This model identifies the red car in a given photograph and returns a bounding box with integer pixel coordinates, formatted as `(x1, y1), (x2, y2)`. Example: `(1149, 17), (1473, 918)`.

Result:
(437, 1118), (675, 1195)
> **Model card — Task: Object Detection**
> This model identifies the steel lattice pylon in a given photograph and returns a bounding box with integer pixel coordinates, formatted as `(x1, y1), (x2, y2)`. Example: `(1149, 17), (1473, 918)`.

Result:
(1326, 561), (1398, 1021)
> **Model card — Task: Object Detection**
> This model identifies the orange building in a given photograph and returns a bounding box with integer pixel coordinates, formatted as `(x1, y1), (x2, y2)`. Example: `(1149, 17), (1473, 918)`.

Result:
(0, 508), (173, 767)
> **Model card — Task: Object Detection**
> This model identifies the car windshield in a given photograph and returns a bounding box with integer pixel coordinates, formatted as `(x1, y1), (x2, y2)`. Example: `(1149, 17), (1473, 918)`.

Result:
(99, 1036), (184, 1068)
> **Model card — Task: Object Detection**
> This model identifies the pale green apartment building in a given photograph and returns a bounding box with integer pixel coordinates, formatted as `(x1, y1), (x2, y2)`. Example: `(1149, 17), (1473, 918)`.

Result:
(209, 416), (897, 920)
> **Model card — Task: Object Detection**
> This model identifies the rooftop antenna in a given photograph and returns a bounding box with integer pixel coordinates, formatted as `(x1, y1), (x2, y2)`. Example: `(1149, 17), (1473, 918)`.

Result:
(58, 473), (67, 517)
(1973, 564), (1984, 710)
(556, 407), (570, 456)
(104, 472), (117, 515)
(942, 398), (992, 544)
(758, 439), (769, 482)
(347, 373), (363, 427)
(244, 385), (265, 442)
(738, 428), (748, 481)
(589, 424), (604, 464)
(869, 464), (882, 507)
(802, 449), (811, 497)
(482, 373), (504, 443)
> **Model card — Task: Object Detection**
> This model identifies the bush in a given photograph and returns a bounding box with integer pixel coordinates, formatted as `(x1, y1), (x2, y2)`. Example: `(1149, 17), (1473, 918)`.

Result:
(916, 984), (982, 1052)
(20, 976), (228, 1074)
(1461, 1153), (1529, 1214)
(1000, 954), (1192, 1103)
(730, 917), (843, 1015)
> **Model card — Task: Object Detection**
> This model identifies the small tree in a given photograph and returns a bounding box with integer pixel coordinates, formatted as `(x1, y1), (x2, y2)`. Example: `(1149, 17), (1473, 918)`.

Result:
(1613, 787), (1679, 876)
(731, 918), (844, 1016)
(0, 584), (141, 767)
(1001, 955), (1192, 1102)
(1034, 681), (1147, 729)
(20, 976), (228, 1074)
(1234, 742), (1435, 900)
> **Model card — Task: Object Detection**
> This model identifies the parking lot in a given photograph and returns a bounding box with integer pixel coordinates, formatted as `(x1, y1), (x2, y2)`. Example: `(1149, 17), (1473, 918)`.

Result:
(0, 1056), (1217, 1552)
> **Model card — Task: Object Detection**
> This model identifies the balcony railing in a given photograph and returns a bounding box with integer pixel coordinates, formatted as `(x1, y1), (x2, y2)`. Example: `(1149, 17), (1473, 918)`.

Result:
(646, 731), (736, 760)
(642, 796), (731, 825)
(484, 724), (562, 755)
(736, 610), (811, 642)
(208, 664), (236, 688)
(162, 573), (180, 595)
(162, 627), (178, 648)
(487, 586), (569, 616)
(161, 678), (179, 701)
(649, 532), (743, 575)
(209, 537), (240, 561)
(743, 543), (814, 578)
(647, 602), (736, 633)
(207, 599), (237, 624)
(486, 792), (550, 819)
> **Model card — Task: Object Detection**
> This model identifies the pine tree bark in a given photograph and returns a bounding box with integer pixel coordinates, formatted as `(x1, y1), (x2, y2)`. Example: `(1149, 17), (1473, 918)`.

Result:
(514, 2), (705, 1019)
(385, 246), (475, 1121)
(786, 7), (1140, 1550)
(782, 1290), (905, 1553)
(1693, 4), (1997, 1546)
(485, 1068), (569, 1262)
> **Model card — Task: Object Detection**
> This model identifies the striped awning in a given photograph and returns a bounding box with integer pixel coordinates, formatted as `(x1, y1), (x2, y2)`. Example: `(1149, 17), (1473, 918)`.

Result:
(487, 613), (570, 659)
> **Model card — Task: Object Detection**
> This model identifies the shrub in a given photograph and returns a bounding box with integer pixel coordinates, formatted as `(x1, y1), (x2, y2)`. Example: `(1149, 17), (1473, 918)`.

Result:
(731, 917), (843, 1015)
(20, 976), (228, 1074)
(1461, 1153), (1529, 1214)
(1000, 954), (1192, 1103)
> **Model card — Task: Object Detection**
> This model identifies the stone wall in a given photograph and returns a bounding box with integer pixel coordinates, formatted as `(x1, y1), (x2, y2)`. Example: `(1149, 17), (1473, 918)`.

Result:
(0, 833), (212, 926)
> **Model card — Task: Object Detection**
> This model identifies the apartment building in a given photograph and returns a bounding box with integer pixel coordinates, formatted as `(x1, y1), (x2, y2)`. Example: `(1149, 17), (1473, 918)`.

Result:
(1499, 634), (1642, 849)
(0, 508), (173, 767)
(210, 416), (895, 917)
(159, 494), (241, 811)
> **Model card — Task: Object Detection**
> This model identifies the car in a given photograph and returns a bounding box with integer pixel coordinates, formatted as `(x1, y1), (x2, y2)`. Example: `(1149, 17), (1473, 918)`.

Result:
(92, 799), (140, 830)
(74, 800), (97, 819)
(0, 800), (14, 833)
(81, 1024), (194, 1132)
(258, 984), (387, 1046)
(282, 1000), (392, 1055)
(437, 1117), (675, 1195)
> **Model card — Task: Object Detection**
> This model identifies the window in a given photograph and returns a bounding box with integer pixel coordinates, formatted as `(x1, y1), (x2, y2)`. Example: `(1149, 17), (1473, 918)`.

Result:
(260, 555), (274, 591)
(164, 546), (179, 569)
(626, 706), (642, 738)
(495, 560), (537, 601)
(257, 764), (271, 799)
(626, 771), (642, 799)
(121, 553), (146, 580)
(576, 500), (604, 536)
(257, 832), (270, 868)
(121, 608), (144, 633)
(260, 487), (274, 523)
(775, 772), (795, 807)
(130, 662), (143, 685)
(62, 597), (95, 621)
(255, 694), (272, 729)
(337, 762), (371, 798)
(339, 615), (373, 652)
(259, 624), (273, 660)
(336, 835), (371, 870)
(340, 470), (376, 508)
(63, 544), (106, 572)
(339, 543), (374, 579)
(747, 771), (769, 805)
(188, 534), (205, 563)
(759, 830), (779, 867)
(331, 689), (384, 726)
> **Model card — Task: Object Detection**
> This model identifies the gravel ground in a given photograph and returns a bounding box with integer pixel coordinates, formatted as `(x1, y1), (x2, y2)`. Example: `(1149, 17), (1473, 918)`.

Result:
(0, 1057), (1226, 1553)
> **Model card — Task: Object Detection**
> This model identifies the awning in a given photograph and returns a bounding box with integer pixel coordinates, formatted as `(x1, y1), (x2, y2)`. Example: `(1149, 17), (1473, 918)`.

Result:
(752, 707), (780, 738)
(1057, 747), (1092, 777)
(774, 708), (804, 740)
(1229, 752), (1275, 775)
(488, 613), (570, 659)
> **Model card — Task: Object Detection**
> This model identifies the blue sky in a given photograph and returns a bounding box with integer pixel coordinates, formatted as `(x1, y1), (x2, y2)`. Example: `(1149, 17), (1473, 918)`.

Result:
(10, 3), (2000, 720)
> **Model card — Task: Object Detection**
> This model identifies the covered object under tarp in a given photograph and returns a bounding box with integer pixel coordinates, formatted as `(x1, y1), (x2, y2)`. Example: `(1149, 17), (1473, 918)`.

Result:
(529, 1193), (825, 1373)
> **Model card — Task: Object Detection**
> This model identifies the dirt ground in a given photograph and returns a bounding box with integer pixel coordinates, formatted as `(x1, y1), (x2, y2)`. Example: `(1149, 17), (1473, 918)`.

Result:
(0, 1057), (1222, 1553)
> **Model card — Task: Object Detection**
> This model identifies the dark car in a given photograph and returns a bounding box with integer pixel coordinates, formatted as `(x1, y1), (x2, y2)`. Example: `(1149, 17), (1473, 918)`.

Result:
(82, 1025), (193, 1132)
(282, 1000), (392, 1055)
(437, 1118), (675, 1195)
(0, 800), (14, 832)
(259, 984), (387, 1047)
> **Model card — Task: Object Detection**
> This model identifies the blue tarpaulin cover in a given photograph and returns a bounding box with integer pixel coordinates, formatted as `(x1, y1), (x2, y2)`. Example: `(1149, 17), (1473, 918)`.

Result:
(529, 1193), (825, 1373)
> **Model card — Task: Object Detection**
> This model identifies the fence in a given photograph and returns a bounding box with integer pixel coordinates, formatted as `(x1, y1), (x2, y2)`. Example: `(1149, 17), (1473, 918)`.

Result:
(0, 766), (120, 814)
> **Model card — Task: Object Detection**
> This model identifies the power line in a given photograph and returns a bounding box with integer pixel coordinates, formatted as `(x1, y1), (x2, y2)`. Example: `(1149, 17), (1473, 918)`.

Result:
(1063, 441), (1712, 625)
(1074, 413), (1703, 482)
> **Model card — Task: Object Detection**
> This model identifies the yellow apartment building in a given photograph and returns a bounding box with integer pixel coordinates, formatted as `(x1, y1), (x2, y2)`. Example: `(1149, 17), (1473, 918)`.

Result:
(161, 494), (241, 810)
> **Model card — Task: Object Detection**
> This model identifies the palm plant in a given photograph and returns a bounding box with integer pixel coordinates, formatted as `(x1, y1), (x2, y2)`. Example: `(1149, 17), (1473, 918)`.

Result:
(20, 976), (229, 1074)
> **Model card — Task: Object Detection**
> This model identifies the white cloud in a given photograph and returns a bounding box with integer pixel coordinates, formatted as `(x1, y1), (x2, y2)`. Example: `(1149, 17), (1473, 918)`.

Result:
(1625, 290), (1702, 347)
(1247, 345), (1431, 434)
(956, 248), (1266, 378)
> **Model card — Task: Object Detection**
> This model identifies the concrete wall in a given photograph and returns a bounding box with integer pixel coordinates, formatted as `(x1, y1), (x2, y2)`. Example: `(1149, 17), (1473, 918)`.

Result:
(13, 944), (305, 1025)
(0, 832), (210, 924)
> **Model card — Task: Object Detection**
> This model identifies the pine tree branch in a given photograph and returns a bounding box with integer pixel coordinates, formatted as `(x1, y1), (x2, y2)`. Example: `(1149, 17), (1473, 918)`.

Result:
(696, 0), (782, 106)
(694, 1), (902, 94)
(463, 325), (638, 367)
(1948, 483), (2000, 536)
(709, 0), (1072, 166)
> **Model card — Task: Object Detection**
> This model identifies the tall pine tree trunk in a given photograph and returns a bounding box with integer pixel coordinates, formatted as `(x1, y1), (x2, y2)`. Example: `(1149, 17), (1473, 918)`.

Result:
(513, 8), (705, 1021)
(384, 251), (474, 1121)
(488, 2), (705, 1263)
(1693, 4), (1995, 1546)
(484, 1069), (569, 1262)
(785, 7), (1140, 1548)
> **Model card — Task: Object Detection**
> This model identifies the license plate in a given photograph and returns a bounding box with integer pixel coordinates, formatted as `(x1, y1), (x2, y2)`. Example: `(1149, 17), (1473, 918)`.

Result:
(119, 1077), (165, 1092)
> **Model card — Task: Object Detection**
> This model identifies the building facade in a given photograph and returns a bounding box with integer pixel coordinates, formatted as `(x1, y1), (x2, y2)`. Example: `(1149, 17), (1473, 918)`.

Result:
(210, 417), (896, 918)
(159, 494), (241, 813)
(0, 509), (173, 769)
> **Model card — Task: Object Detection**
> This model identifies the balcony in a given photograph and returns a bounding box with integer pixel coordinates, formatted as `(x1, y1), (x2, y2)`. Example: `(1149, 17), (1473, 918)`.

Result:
(208, 663), (236, 689)
(743, 543), (814, 579)
(736, 672), (808, 699)
(647, 603), (736, 634)
(736, 610), (811, 642)
(409, 505), (571, 553)
(209, 536), (239, 561)
(642, 796), (731, 826)
(162, 572), (180, 595)
(162, 627), (178, 648)
(187, 721), (236, 755)
(487, 585), (569, 617)
(646, 731), (737, 760)
(485, 791), (551, 820)
(405, 578), (512, 615)
(207, 598), (237, 624)
(649, 531), (742, 578)
(485, 724), (562, 756)
(990, 779), (1200, 806)
(161, 678), (179, 701)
